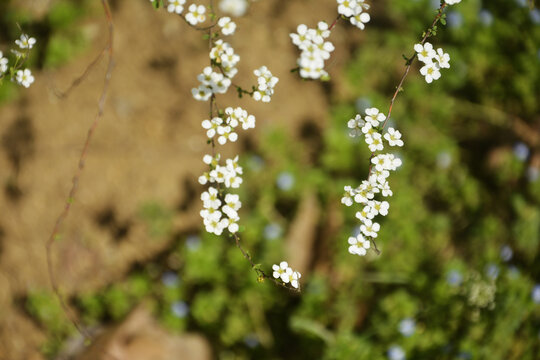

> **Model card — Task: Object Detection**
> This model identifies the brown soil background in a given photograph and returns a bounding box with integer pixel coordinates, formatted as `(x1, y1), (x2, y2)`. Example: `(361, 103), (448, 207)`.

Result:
(0, 0), (368, 358)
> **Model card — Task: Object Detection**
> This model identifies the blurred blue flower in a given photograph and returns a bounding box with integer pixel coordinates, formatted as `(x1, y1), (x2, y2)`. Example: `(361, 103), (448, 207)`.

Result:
(264, 223), (282, 240)
(530, 9), (540, 24)
(447, 270), (463, 286)
(399, 318), (416, 337)
(532, 284), (540, 304)
(447, 11), (464, 28)
(513, 142), (529, 161)
(388, 345), (406, 360)
(161, 271), (179, 287)
(185, 234), (201, 251)
(478, 9), (493, 26)
(244, 334), (259, 348)
(171, 301), (189, 318)
(355, 97), (371, 113)
(276, 171), (295, 191)
(500, 245), (513, 262)
(527, 166), (539, 182)
(436, 151), (452, 169)
(485, 263), (499, 280)
(248, 155), (264, 172)
(515, 0), (527, 7)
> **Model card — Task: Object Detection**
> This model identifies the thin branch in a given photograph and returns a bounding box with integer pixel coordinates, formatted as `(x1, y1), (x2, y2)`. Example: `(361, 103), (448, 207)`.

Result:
(45, 0), (114, 347)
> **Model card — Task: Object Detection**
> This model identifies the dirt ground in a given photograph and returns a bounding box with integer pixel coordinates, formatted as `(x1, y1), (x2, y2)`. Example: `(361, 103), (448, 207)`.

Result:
(0, 0), (366, 358)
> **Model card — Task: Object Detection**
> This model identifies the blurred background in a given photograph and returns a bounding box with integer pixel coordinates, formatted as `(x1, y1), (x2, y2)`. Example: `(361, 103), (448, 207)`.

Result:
(0, 0), (539, 359)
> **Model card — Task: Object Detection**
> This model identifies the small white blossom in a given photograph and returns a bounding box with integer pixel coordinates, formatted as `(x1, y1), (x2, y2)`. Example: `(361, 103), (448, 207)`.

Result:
(341, 186), (356, 206)
(201, 187), (221, 209)
(365, 132), (384, 152)
(350, 10), (370, 30)
(218, 17), (236, 35)
(253, 66), (278, 102)
(192, 85), (212, 101)
(16, 69), (34, 88)
(167, 0), (186, 14)
(348, 234), (370, 256)
(15, 34), (36, 49)
(420, 62), (441, 83)
(0, 52), (8, 73)
(435, 48), (450, 69)
(347, 114), (365, 137)
(272, 261), (292, 282)
(360, 219), (380, 238)
(201, 117), (223, 138)
(445, 0), (462, 5)
(186, 4), (206, 25)
(414, 43), (436, 63)
(384, 128), (404, 147)
(365, 108), (386, 127)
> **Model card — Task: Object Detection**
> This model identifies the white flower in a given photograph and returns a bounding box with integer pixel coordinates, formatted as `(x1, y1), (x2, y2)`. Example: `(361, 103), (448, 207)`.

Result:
(350, 10), (370, 30)
(218, 17), (236, 35)
(435, 48), (450, 69)
(204, 215), (227, 235)
(384, 128), (404, 147)
(201, 187), (221, 209)
(365, 132), (384, 152)
(360, 219), (380, 238)
(224, 171), (242, 188)
(186, 4), (206, 25)
(201, 117), (223, 138)
(0, 52), (8, 74)
(380, 181), (393, 197)
(414, 42), (436, 63)
(222, 193), (241, 216)
(16, 69), (34, 88)
(365, 108), (386, 127)
(217, 125), (238, 145)
(348, 234), (370, 256)
(226, 156), (243, 175)
(15, 34), (36, 49)
(337, 0), (358, 17)
(192, 85), (212, 101)
(219, 0), (248, 17)
(445, 0), (462, 5)
(289, 271), (301, 289)
(167, 0), (186, 14)
(272, 261), (292, 282)
(341, 186), (356, 206)
(420, 62), (441, 83)
(348, 114), (365, 137)
(253, 66), (278, 102)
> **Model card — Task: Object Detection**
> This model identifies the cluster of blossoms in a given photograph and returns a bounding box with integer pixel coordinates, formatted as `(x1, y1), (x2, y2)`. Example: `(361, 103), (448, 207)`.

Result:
(342, 108), (404, 256)
(414, 42), (451, 83)
(272, 261), (302, 289)
(166, 0), (207, 26)
(0, 34), (36, 88)
(290, 22), (334, 80)
(337, 0), (371, 30)
(253, 66), (278, 102)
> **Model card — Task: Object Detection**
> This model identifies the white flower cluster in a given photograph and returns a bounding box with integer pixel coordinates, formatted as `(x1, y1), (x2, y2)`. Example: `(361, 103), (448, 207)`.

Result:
(272, 261), (302, 289)
(199, 154), (244, 188)
(445, 0), (462, 5)
(253, 66), (278, 102)
(0, 34), (36, 88)
(343, 107), (404, 256)
(192, 66), (232, 101)
(414, 42), (450, 84)
(218, 17), (236, 36)
(201, 106), (255, 145)
(337, 0), (371, 30)
(201, 186), (242, 235)
(166, 0), (207, 26)
(290, 22), (334, 80)
(210, 39), (240, 78)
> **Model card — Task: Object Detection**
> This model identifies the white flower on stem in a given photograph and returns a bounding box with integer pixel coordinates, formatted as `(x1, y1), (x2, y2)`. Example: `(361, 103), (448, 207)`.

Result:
(185, 4), (206, 25)
(217, 125), (238, 145)
(348, 234), (370, 256)
(365, 132), (384, 152)
(167, 0), (186, 14)
(289, 271), (301, 289)
(218, 17), (236, 35)
(200, 206), (221, 222)
(341, 185), (356, 206)
(350, 10), (371, 30)
(348, 114), (365, 137)
(435, 48), (450, 69)
(337, 0), (358, 17)
(371, 154), (392, 172)
(222, 193), (241, 216)
(414, 42), (436, 63)
(204, 215), (226, 235)
(209, 165), (228, 184)
(253, 66), (278, 103)
(225, 171), (243, 188)
(210, 72), (232, 94)
(445, 0), (462, 5)
(365, 107), (386, 127)
(384, 128), (404, 147)
(356, 205), (376, 222)
(368, 200), (390, 216)
(16, 69), (34, 88)
(0, 52), (8, 73)
(15, 34), (36, 49)
(201, 187), (221, 209)
(201, 117), (223, 138)
(197, 66), (213, 86)
(290, 24), (310, 48)
(224, 212), (240, 233)
(420, 62), (441, 83)
(272, 261), (292, 282)
(198, 172), (210, 185)
(192, 85), (212, 101)
(360, 219), (380, 238)
(380, 181), (393, 197)
(226, 156), (243, 175)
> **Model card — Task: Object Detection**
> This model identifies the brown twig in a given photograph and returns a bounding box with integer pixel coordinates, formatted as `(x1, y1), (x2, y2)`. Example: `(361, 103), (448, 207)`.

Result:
(45, 0), (114, 347)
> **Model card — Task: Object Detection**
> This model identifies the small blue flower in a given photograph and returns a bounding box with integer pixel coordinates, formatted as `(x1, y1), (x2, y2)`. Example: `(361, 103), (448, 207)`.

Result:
(171, 301), (189, 318)
(527, 166), (539, 182)
(276, 172), (295, 191)
(161, 271), (179, 287)
(388, 345), (406, 360)
(530, 9), (540, 24)
(485, 263), (499, 280)
(532, 284), (540, 304)
(478, 10), (493, 26)
(513, 142), (529, 161)
(399, 318), (416, 337)
(500, 245), (513, 262)
(185, 234), (201, 251)
(447, 270), (463, 286)
(264, 223), (282, 240)
(447, 11), (463, 28)
(515, 0), (527, 7)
